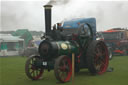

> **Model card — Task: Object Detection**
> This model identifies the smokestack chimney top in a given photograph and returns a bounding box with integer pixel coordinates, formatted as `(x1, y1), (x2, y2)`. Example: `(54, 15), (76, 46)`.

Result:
(43, 5), (52, 35)
(44, 5), (52, 9)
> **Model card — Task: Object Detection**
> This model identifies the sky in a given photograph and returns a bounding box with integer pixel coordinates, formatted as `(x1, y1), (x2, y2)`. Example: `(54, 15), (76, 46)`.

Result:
(1, 0), (128, 32)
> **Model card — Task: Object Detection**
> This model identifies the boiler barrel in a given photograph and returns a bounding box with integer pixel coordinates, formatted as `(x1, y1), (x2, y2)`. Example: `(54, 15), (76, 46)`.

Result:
(38, 40), (79, 59)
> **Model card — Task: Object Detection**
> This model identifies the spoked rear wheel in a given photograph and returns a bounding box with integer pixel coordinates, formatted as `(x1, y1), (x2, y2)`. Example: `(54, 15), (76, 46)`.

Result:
(87, 40), (109, 75)
(54, 55), (72, 83)
(25, 55), (44, 80)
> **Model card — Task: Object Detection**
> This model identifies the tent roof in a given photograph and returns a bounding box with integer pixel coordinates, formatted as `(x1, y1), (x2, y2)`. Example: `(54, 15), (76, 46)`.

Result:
(0, 34), (24, 42)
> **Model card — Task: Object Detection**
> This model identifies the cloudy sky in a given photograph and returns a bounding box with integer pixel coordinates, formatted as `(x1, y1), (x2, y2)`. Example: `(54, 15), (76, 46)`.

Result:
(1, 0), (128, 32)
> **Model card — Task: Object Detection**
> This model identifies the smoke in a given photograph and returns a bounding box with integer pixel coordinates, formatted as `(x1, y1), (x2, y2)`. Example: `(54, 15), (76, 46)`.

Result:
(1, 0), (128, 32)
(47, 0), (70, 5)
(52, 1), (128, 31)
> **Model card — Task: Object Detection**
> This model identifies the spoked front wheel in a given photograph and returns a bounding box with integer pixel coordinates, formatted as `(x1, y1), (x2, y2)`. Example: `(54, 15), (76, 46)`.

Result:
(54, 55), (72, 83)
(25, 55), (44, 80)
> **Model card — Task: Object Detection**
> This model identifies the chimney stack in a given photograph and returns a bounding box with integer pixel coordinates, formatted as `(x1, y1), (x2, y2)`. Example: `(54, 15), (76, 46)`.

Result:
(44, 5), (52, 35)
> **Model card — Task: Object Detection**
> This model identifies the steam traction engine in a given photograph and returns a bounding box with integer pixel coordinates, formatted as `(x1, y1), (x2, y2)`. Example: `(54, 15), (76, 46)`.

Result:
(25, 5), (109, 83)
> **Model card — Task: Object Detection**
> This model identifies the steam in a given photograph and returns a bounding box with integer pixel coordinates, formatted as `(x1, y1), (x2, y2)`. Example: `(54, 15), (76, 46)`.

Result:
(47, 0), (70, 5)
(52, 1), (128, 31)
(1, 1), (128, 32)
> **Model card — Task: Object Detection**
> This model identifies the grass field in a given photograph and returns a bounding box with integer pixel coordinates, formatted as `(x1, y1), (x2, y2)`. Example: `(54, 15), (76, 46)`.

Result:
(0, 56), (128, 85)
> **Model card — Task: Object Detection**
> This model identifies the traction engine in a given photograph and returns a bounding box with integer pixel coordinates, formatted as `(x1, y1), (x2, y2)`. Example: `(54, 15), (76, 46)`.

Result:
(25, 5), (109, 83)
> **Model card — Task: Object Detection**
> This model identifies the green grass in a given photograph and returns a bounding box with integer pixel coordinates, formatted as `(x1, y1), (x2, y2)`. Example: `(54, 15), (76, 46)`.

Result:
(0, 56), (128, 85)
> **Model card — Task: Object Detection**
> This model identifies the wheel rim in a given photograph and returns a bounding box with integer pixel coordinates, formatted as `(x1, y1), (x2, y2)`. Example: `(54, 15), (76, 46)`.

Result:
(54, 56), (72, 83)
(94, 43), (109, 74)
(25, 56), (43, 80)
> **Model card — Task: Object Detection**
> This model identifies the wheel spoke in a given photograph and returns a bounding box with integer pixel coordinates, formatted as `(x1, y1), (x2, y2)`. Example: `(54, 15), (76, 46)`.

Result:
(95, 47), (102, 60)
(31, 58), (34, 64)
(60, 72), (67, 81)
(33, 71), (35, 77)
(95, 50), (105, 71)
(58, 66), (64, 71)
(30, 70), (34, 74)
(95, 62), (101, 71)
(101, 59), (106, 66)
(25, 56), (43, 80)
(61, 72), (65, 77)
(102, 52), (106, 58)
(97, 49), (102, 57)
(62, 59), (66, 67)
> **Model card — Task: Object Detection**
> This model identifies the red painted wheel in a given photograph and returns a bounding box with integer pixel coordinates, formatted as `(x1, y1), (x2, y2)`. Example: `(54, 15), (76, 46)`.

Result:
(54, 55), (72, 83)
(86, 40), (109, 75)
(25, 55), (44, 80)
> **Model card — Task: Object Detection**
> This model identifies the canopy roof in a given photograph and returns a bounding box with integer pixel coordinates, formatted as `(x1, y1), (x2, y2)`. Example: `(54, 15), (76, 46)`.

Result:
(0, 34), (24, 42)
